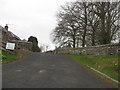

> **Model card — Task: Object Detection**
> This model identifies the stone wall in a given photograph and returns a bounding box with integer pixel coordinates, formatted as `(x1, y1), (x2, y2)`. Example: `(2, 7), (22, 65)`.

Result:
(10, 40), (32, 51)
(55, 44), (120, 55)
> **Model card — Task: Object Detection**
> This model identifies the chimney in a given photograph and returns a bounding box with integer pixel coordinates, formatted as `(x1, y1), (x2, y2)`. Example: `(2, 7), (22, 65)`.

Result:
(4, 24), (8, 31)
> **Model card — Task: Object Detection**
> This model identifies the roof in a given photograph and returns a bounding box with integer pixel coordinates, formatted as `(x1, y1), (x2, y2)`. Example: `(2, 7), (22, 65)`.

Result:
(1, 24), (21, 40)
(8, 31), (21, 40)
(10, 40), (32, 44)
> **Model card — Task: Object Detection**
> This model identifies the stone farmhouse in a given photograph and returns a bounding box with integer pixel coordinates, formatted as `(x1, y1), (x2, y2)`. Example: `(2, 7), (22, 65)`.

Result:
(0, 24), (32, 51)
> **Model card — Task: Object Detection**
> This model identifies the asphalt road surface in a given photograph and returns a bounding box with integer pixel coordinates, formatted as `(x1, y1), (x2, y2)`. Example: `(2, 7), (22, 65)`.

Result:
(2, 53), (116, 88)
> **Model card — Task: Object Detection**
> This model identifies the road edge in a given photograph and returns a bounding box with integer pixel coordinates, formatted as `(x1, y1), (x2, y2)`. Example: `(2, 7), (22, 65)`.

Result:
(65, 55), (120, 88)
(86, 65), (120, 88)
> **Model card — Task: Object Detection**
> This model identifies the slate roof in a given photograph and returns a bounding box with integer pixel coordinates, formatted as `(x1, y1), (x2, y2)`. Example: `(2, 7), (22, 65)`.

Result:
(8, 31), (21, 40)
(0, 25), (21, 40)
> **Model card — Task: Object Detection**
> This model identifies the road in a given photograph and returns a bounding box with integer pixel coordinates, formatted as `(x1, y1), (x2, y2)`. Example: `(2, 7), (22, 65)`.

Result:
(2, 53), (116, 88)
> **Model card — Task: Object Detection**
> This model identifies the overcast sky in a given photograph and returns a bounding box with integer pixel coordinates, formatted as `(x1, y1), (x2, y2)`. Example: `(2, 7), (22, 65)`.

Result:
(0, 0), (75, 50)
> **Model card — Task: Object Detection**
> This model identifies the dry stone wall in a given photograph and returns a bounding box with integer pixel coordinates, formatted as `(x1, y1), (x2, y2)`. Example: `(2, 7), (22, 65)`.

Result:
(56, 44), (120, 55)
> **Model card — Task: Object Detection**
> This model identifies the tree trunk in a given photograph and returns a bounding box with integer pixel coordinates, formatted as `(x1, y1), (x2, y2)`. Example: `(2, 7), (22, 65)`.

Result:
(73, 30), (76, 48)
(106, 2), (111, 44)
(91, 28), (95, 46)
(100, 3), (106, 44)
(82, 6), (87, 47)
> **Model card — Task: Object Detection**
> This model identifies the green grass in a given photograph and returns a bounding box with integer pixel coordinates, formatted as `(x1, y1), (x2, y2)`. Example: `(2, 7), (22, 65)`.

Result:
(1, 50), (20, 63)
(0, 50), (1, 54)
(65, 54), (120, 82)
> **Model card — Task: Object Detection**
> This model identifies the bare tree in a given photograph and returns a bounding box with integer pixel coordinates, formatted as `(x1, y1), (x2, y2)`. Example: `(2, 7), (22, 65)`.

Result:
(51, 1), (120, 48)
(51, 2), (80, 48)
(92, 2), (120, 44)
(74, 2), (90, 47)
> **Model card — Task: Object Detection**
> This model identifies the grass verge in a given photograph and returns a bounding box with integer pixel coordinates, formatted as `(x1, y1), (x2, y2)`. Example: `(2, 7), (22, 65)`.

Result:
(1, 50), (20, 64)
(64, 54), (120, 82)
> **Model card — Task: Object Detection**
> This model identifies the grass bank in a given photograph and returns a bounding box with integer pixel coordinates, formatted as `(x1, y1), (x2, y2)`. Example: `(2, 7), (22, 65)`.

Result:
(1, 50), (20, 64)
(65, 54), (120, 82)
